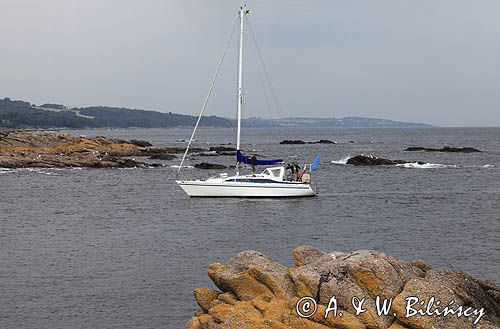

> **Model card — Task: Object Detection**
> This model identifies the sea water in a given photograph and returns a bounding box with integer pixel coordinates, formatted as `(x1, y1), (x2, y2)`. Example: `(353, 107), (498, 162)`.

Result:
(1, 127), (499, 328)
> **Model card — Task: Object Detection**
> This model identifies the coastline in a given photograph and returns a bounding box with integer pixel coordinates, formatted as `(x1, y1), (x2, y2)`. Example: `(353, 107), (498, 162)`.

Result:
(186, 247), (500, 329)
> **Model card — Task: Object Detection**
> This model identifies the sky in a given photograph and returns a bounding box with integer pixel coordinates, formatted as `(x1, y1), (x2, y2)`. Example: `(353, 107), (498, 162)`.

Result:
(1, 0), (500, 127)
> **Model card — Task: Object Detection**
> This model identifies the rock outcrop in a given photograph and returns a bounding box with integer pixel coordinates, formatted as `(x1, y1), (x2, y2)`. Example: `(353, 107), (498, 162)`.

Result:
(280, 140), (336, 145)
(346, 155), (424, 166)
(209, 146), (237, 152)
(194, 162), (227, 170)
(186, 247), (500, 329)
(281, 140), (307, 145)
(129, 139), (153, 147)
(198, 146), (237, 156)
(405, 146), (481, 153)
(313, 139), (336, 144)
(149, 154), (177, 160)
(0, 131), (168, 168)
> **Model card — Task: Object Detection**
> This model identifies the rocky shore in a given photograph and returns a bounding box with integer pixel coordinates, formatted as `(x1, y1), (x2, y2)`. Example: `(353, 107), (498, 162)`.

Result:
(0, 131), (170, 168)
(186, 247), (500, 329)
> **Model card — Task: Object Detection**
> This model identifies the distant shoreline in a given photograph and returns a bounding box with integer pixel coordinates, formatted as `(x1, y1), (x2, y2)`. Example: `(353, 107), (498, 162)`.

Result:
(2, 97), (433, 130)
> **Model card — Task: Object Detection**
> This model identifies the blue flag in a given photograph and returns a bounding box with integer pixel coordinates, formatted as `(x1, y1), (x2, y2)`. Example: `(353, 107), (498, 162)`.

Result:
(311, 155), (321, 171)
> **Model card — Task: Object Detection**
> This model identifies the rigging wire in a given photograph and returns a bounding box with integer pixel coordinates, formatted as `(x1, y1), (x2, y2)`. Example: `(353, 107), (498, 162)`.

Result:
(245, 15), (286, 121)
(247, 27), (274, 120)
(177, 16), (239, 175)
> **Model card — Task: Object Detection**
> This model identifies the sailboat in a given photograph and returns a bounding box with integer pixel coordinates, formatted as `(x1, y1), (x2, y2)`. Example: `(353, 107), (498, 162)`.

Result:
(176, 7), (318, 197)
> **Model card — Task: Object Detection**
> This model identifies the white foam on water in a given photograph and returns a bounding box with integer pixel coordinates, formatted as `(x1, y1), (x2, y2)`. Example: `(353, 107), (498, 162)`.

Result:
(396, 162), (458, 169)
(170, 165), (194, 169)
(482, 164), (495, 168)
(0, 167), (88, 175)
(27, 168), (61, 175)
(331, 156), (351, 165)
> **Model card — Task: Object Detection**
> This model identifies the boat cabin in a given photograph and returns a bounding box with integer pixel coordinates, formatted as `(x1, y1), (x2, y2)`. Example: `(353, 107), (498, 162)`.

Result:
(218, 166), (287, 183)
(260, 167), (285, 181)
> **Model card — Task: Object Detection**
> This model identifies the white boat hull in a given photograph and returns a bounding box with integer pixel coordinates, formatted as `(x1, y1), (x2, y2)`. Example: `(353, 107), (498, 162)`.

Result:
(176, 180), (315, 197)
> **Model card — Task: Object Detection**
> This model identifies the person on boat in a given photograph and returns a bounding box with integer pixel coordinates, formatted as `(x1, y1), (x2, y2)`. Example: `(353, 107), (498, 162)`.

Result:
(250, 154), (257, 174)
(287, 162), (300, 181)
(294, 163), (302, 181)
(285, 163), (292, 181)
(298, 166), (307, 182)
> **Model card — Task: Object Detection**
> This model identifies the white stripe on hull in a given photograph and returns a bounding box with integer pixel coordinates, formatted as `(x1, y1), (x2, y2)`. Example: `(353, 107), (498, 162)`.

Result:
(176, 181), (315, 197)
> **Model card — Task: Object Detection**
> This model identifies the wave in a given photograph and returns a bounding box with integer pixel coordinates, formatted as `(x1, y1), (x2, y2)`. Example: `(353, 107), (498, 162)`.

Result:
(396, 162), (458, 169)
(399, 163), (495, 169)
(0, 167), (87, 175)
(25, 168), (62, 175)
(330, 156), (460, 169)
(331, 156), (351, 165)
(1, 168), (61, 175)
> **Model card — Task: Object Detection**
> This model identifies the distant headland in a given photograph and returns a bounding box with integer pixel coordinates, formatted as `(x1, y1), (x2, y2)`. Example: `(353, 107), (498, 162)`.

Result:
(0, 97), (432, 129)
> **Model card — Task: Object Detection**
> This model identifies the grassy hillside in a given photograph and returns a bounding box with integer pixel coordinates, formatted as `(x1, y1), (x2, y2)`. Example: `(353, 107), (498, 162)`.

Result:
(0, 98), (92, 128)
(0, 98), (232, 129)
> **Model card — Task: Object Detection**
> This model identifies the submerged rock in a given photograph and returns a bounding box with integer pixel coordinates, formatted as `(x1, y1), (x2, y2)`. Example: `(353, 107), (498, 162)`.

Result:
(187, 247), (500, 329)
(405, 146), (481, 153)
(346, 155), (424, 166)
(194, 162), (227, 170)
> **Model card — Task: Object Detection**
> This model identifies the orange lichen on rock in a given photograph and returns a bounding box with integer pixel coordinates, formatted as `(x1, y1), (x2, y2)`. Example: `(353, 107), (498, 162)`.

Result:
(0, 131), (158, 168)
(186, 247), (500, 329)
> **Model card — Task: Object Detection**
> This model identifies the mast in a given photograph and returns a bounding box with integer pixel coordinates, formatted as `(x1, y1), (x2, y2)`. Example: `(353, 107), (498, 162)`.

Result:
(236, 7), (245, 175)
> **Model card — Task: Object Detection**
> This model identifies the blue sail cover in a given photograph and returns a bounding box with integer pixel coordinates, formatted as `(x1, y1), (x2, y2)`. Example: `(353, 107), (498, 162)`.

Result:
(237, 150), (283, 165)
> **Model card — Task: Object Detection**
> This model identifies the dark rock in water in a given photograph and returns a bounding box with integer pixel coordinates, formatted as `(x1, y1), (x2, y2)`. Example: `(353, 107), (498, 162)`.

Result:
(217, 151), (236, 156)
(280, 139), (336, 144)
(209, 146), (237, 152)
(136, 146), (198, 157)
(186, 247), (500, 329)
(138, 147), (166, 155)
(346, 155), (423, 166)
(148, 163), (164, 167)
(311, 139), (336, 144)
(198, 146), (238, 156)
(149, 154), (176, 160)
(406, 145), (481, 153)
(194, 162), (227, 170)
(280, 140), (306, 144)
(153, 146), (206, 154)
(129, 139), (153, 147)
